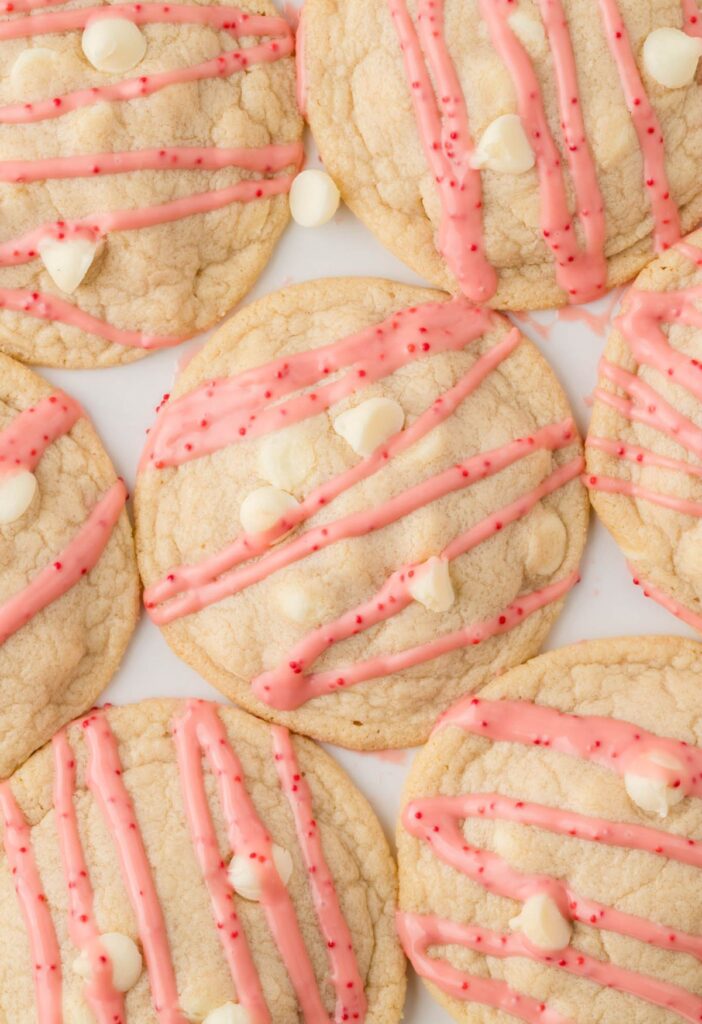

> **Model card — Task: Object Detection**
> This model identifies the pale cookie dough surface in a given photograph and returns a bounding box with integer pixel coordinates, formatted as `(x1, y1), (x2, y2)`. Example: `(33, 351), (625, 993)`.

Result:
(0, 0), (301, 369)
(135, 278), (588, 749)
(587, 228), (702, 632)
(398, 635), (702, 1024)
(303, 0), (702, 310)
(0, 353), (139, 777)
(0, 699), (405, 1023)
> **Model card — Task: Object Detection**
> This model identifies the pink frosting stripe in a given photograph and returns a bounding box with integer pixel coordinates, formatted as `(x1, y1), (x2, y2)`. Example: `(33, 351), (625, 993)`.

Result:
(53, 730), (125, 1024)
(399, 911), (702, 1023)
(587, 435), (702, 479)
(0, 478), (127, 645)
(597, 0), (680, 250)
(172, 707), (272, 1024)
(271, 726), (366, 1023)
(683, 0), (702, 35)
(83, 712), (187, 1024)
(387, 0), (496, 303)
(0, 36), (293, 125)
(253, 453), (582, 710)
(141, 297), (494, 471)
(0, 390), (82, 478)
(179, 700), (329, 1024)
(397, 912), (574, 1024)
(631, 569), (702, 633)
(587, 472), (702, 516)
(0, 142), (304, 184)
(0, 781), (63, 1023)
(0, 4), (291, 41)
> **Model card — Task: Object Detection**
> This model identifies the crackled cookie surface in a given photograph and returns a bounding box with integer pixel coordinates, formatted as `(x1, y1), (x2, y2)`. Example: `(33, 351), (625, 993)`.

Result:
(302, 0), (702, 310)
(398, 636), (702, 1024)
(135, 278), (587, 749)
(0, 699), (404, 1023)
(586, 229), (702, 635)
(0, 0), (302, 368)
(0, 353), (139, 777)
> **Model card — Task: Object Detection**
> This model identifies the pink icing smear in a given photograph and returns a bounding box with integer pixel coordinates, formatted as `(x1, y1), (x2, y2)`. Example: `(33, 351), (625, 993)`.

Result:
(388, 0), (685, 303)
(400, 696), (702, 1022)
(0, 390), (82, 478)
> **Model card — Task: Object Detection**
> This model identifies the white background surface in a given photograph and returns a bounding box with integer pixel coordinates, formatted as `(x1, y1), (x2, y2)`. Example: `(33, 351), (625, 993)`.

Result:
(39, 134), (699, 1021)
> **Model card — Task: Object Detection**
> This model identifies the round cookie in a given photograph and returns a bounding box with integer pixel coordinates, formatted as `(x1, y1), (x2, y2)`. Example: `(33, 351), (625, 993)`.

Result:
(301, 0), (702, 310)
(135, 277), (588, 749)
(0, 0), (302, 368)
(0, 698), (405, 1023)
(0, 353), (139, 777)
(397, 635), (702, 1024)
(586, 229), (702, 634)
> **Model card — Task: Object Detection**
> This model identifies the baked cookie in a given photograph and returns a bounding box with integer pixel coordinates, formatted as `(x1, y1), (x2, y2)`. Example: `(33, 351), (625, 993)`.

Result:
(586, 230), (702, 635)
(0, 0), (302, 368)
(397, 635), (702, 1024)
(135, 278), (588, 749)
(0, 698), (404, 1023)
(0, 353), (139, 777)
(301, 0), (702, 310)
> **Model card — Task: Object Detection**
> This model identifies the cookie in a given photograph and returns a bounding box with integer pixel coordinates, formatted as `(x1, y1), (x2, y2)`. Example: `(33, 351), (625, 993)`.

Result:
(301, 0), (702, 310)
(135, 277), (587, 749)
(0, 698), (404, 1023)
(397, 635), (702, 1024)
(586, 230), (702, 635)
(0, 352), (139, 777)
(0, 0), (302, 368)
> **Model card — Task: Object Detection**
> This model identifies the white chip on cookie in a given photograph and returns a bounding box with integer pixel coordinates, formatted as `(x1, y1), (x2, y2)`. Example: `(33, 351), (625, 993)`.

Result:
(9, 48), (57, 97)
(82, 17), (147, 73)
(73, 932), (142, 992)
(275, 580), (315, 625)
(258, 429), (314, 491)
(289, 169), (341, 227)
(239, 486), (299, 536)
(408, 556), (455, 613)
(507, 9), (547, 55)
(509, 893), (572, 952)
(0, 469), (37, 525)
(38, 237), (98, 295)
(333, 397), (404, 457)
(624, 751), (685, 818)
(203, 1004), (251, 1024)
(643, 27), (702, 89)
(471, 114), (535, 175)
(525, 510), (567, 576)
(228, 843), (293, 901)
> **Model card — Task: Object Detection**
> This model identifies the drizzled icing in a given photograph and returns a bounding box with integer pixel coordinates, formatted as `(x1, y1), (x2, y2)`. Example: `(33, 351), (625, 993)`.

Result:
(0, 3), (300, 349)
(387, 0), (688, 303)
(586, 239), (702, 626)
(399, 695), (702, 1023)
(141, 295), (582, 711)
(0, 702), (366, 1022)
(0, 392), (126, 644)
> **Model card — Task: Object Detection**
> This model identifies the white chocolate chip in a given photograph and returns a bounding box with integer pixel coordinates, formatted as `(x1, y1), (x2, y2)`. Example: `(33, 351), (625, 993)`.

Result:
(228, 844), (293, 901)
(643, 27), (702, 89)
(203, 1004), (251, 1024)
(624, 752), (685, 818)
(472, 114), (535, 175)
(10, 48), (58, 98)
(333, 397), (404, 457)
(408, 556), (455, 613)
(509, 894), (572, 952)
(507, 9), (547, 55)
(38, 237), (98, 295)
(258, 430), (314, 491)
(239, 486), (299, 536)
(289, 169), (341, 227)
(0, 470), (37, 525)
(275, 580), (316, 625)
(82, 17), (147, 73)
(525, 510), (567, 576)
(73, 933), (142, 993)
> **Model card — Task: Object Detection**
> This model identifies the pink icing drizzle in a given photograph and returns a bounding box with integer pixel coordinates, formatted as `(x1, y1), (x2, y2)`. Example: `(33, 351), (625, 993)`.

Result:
(174, 700), (330, 1023)
(632, 569), (702, 634)
(53, 730), (125, 1024)
(0, 781), (62, 1023)
(399, 696), (702, 1022)
(0, 478), (127, 644)
(0, 390), (82, 479)
(271, 725), (366, 1022)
